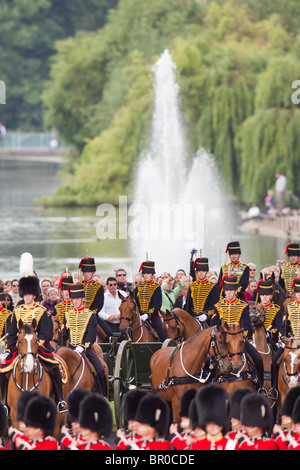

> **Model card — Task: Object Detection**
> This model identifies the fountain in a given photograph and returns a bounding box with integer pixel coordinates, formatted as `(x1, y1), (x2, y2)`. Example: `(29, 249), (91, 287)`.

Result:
(130, 50), (231, 276)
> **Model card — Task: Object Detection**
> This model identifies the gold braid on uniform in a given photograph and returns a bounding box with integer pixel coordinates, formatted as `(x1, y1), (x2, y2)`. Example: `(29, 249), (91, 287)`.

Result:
(54, 301), (73, 325)
(14, 304), (47, 346)
(136, 281), (159, 315)
(263, 304), (280, 336)
(221, 262), (246, 292)
(215, 299), (248, 336)
(65, 308), (93, 349)
(189, 280), (214, 316)
(0, 308), (12, 338)
(82, 280), (101, 312)
(282, 263), (300, 295)
(287, 301), (300, 338)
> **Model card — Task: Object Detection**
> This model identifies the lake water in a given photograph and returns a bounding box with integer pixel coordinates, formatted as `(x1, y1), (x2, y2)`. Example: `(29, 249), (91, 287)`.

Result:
(0, 159), (289, 283)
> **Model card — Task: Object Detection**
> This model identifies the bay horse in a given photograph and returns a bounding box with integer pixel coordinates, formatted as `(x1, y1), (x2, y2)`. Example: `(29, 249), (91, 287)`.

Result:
(7, 320), (69, 437)
(277, 337), (300, 409)
(150, 320), (257, 422)
(119, 291), (158, 342)
(249, 303), (273, 402)
(161, 308), (202, 342)
(55, 344), (109, 396)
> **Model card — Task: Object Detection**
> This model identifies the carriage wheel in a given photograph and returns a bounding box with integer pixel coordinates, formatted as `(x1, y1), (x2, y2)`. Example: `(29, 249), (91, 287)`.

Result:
(113, 340), (137, 429)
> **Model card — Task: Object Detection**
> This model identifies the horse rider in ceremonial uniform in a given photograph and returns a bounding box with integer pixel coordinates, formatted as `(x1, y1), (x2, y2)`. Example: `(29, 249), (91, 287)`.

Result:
(211, 276), (264, 391)
(255, 279), (283, 346)
(0, 288), (12, 342)
(186, 257), (220, 326)
(134, 261), (167, 341)
(270, 277), (300, 399)
(279, 243), (300, 297)
(218, 241), (249, 300)
(52, 275), (74, 347)
(62, 284), (107, 398)
(79, 256), (111, 341)
(0, 275), (66, 412)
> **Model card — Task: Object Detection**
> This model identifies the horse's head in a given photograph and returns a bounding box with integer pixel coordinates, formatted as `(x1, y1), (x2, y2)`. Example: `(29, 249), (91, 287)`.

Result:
(119, 291), (137, 338)
(161, 309), (184, 341)
(17, 319), (38, 374)
(280, 337), (300, 388)
(219, 320), (245, 374)
(249, 302), (266, 328)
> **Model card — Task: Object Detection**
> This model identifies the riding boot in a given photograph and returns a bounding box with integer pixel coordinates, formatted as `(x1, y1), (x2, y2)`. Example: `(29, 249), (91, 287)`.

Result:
(96, 371), (108, 399)
(269, 363), (279, 400)
(52, 365), (68, 413)
(0, 374), (8, 412)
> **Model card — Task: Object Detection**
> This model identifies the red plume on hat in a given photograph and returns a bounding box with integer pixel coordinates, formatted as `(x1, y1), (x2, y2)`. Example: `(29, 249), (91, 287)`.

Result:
(138, 262), (146, 273)
(256, 279), (264, 293)
(285, 243), (292, 254)
(220, 275), (233, 288)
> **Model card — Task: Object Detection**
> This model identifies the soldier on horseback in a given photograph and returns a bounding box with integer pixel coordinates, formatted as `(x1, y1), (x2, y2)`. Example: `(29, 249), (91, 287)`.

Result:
(211, 276), (264, 391)
(0, 275), (66, 412)
(186, 257), (220, 326)
(62, 283), (107, 398)
(218, 241), (249, 300)
(134, 261), (167, 341)
(279, 243), (300, 297)
(255, 279), (283, 345)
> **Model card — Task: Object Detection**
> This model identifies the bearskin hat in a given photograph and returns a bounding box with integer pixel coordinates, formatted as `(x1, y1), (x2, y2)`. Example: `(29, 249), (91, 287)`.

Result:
(16, 391), (39, 422)
(195, 383), (230, 432)
(134, 394), (169, 437)
(179, 388), (197, 418)
(188, 399), (198, 431)
(292, 395), (300, 425)
(19, 276), (40, 298)
(281, 387), (300, 419)
(67, 388), (90, 423)
(240, 393), (273, 434)
(79, 393), (113, 438)
(24, 395), (57, 437)
(230, 387), (254, 420)
(124, 389), (149, 422)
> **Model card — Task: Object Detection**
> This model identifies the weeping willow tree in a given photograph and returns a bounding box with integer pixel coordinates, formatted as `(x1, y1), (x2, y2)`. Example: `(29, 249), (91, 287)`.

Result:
(43, 0), (300, 206)
(236, 55), (300, 203)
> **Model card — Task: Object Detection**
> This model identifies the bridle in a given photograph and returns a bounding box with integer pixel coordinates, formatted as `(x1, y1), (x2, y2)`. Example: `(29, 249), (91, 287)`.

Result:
(209, 324), (246, 374)
(14, 328), (43, 392)
(162, 310), (185, 342)
(119, 298), (143, 341)
(281, 337), (300, 387)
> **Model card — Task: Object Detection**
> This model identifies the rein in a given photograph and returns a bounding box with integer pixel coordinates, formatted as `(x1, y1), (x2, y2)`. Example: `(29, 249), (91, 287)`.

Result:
(14, 331), (43, 392)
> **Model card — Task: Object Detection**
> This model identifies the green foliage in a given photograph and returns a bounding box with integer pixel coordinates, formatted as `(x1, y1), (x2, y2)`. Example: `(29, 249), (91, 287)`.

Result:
(43, 0), (300, 206)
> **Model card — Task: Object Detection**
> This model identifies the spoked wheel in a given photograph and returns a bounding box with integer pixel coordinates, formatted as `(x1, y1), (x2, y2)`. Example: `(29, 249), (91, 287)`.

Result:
(113, 340), (137, 429)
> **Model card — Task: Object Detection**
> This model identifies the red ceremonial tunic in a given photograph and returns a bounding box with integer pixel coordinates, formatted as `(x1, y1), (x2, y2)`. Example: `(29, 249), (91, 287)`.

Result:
(76, 439), (112, 450)
(190, 435), (232, 450)
(170, 432), (193, 450)
(237, 435), (278, 450)
(115, 433), (142, 450)
(135, 438), (171, 450)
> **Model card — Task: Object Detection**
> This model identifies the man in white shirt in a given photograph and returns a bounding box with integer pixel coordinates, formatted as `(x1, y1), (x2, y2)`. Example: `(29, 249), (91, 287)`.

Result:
(98, 277), (127, 339)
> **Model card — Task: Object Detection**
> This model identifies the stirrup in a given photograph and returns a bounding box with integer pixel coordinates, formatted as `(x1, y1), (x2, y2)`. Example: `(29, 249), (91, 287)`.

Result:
(57, 400), (68, 413)
(267, 387), (279, 401)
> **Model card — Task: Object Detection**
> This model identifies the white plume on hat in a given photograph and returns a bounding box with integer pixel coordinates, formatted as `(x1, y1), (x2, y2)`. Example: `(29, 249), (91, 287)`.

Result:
(19, 252), (34, 277)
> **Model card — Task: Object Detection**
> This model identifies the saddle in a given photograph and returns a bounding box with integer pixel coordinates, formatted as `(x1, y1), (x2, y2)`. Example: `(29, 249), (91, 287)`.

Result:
(143, 320), (160, 342)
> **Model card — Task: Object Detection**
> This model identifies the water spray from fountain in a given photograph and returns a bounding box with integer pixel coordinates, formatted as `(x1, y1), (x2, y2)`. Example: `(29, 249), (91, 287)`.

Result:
(131, 50), (231, 275)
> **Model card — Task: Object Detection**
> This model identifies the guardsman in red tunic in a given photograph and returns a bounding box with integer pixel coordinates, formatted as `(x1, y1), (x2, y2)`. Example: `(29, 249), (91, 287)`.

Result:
(115, 389), (148, 450)
(76, 393), (112, 450)
(134, 261), (167, 341)
(190, 383), (234, 450)
(226, 387), (253, 443)
(237, 393), (277, 450)
(169, 388), (196, 450)
(12, 394), (59, 450)
(287, 395), (300, 450)
(60, 388), (90, 450)
(272, 387), (300, 450)
(186, 257), (220, 326)
(131, 394), (171, 450)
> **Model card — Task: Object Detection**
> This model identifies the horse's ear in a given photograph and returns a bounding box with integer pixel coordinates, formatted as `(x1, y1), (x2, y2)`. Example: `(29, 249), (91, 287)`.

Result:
(18, 319), (23, 331)
(32, 318), (37, 330)
(128, 289), (135, 300)
(271, 272), (275, 283)
(118, 291), (125, 301)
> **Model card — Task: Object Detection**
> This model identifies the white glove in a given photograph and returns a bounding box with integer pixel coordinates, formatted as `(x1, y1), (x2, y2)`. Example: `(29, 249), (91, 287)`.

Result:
(198, 314), (207, 322)
(140, 314), (149, 322)
(75, 346), (84, 355)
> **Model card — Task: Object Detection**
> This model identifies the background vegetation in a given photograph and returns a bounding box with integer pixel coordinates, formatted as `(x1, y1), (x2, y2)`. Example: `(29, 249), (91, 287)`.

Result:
(3, 0), (300, 206)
